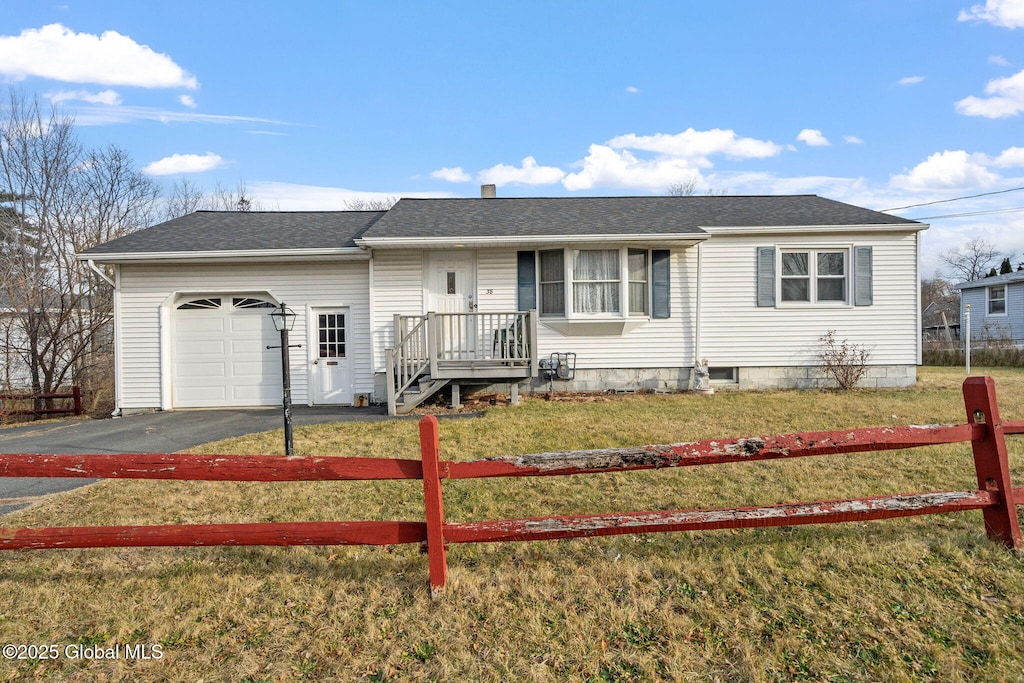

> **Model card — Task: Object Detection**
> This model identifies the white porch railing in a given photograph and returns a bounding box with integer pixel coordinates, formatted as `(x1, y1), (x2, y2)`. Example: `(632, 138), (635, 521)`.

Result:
(386, 311), (537, 415)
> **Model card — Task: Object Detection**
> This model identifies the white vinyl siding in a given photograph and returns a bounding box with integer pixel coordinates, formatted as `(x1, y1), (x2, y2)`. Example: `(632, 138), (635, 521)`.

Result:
(370, 250), (424, 372)
(698, 231), (919, 367)
(117, 261), (371, 410)
(463, 248), (696, 370)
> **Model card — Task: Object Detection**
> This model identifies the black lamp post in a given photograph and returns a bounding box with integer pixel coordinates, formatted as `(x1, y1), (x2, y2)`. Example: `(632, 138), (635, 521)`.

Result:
(269, 303), (298, 455)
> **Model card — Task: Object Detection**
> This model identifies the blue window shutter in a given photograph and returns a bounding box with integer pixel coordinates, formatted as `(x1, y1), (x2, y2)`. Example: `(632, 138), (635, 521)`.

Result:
(517, 251), (536, 311)
(756, 246), (776, 307)
(652, 249), (671, 319)
(854, 246), (873, 306)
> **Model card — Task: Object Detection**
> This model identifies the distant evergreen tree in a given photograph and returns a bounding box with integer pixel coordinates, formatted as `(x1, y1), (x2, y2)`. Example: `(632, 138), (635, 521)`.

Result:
(999, 257), (1013, 274)
(987, 267), (998, 277)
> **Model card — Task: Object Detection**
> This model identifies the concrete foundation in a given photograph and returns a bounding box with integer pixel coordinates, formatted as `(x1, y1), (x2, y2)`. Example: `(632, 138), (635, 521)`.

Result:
(372, 364), (917, 403)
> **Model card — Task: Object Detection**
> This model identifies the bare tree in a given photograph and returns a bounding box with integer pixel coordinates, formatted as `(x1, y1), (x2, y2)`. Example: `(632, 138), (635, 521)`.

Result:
(939, 237), (1001, 283)
(0, 90), (157, 401)
(667, 178), (699, 197)
(666, 178), (727, 197)
(162, 179), (263, 221)
(345, 196), (399, 211)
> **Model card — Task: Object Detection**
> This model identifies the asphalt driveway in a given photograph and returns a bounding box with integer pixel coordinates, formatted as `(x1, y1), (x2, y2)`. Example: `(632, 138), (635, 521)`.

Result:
(0, 405), (389, 515)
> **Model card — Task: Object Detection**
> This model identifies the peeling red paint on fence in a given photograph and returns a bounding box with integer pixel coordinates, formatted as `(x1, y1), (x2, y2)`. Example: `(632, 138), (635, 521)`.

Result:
(0, 376), (1021, 596)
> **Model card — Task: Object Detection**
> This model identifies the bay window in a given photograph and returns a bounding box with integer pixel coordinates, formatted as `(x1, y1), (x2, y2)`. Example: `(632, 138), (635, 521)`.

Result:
(519, 247), (669, 319)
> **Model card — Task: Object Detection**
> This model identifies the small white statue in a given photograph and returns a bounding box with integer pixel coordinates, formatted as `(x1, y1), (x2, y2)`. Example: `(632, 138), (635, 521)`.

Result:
(693, 357), (714, 395)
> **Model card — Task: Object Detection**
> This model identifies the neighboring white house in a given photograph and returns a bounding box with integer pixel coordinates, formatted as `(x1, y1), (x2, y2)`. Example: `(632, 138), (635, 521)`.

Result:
(79, 192), (927, 415)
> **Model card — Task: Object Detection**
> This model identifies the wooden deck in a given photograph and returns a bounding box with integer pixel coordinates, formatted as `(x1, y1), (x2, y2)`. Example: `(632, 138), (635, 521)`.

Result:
(386, 311), (538, 415)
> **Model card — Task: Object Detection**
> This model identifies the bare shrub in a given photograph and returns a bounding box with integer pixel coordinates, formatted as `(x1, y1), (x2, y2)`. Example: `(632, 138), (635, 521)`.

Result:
(818, 330), (872, 390)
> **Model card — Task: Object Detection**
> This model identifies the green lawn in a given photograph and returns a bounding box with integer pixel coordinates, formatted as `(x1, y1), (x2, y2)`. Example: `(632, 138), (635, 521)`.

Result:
(0, 366), (1022, 682)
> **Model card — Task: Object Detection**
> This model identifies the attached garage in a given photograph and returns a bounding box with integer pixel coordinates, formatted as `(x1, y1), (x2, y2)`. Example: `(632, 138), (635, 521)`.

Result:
(171, 295), (282, 408)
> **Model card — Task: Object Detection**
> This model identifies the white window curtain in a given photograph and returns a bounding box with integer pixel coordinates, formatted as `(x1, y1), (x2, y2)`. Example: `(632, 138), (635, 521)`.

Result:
(574, 249), (620, 314)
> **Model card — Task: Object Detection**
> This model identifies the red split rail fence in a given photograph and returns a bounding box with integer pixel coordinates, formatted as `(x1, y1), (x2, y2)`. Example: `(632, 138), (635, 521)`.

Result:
(0, 376), (1021, 598)
(0, 386), (83, 417)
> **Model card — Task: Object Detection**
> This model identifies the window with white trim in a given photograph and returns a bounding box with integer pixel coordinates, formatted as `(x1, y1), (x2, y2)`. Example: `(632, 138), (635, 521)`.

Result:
(988, 285), (1006, 315)
(573, 249), (620, 314)
(520, 247), (670, 319)
(538, 249), (565, 316)
(780, 249), (847, 304)
(628, 249), (649, 316)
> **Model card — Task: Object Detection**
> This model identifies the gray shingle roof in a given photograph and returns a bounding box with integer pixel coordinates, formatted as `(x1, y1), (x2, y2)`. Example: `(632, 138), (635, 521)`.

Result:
(361, 195), (921, 240)
(81, 196), (923, 258)
(81, 210), (385, 255)
(954, 269), (1024, 289)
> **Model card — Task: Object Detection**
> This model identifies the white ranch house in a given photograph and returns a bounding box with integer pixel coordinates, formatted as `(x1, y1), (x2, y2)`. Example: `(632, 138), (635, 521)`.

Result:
(79, 192), (926, 415)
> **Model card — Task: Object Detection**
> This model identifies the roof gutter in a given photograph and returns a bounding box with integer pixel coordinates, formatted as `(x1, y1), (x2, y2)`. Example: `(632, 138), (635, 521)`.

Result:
(701, 222), (929, 235)
(356, 233), (710, 249)
(75, 247), (370, 265)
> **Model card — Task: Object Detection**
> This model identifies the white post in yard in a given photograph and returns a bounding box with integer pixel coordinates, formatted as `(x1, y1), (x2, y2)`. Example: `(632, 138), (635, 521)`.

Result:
(965, 304), (971, 375)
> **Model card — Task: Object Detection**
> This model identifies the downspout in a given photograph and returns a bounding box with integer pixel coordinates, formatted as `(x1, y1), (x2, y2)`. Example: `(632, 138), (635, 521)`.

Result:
(85, 259), (123, 416)
(86, 259), (115, 287)
(112, 265), (123, 416)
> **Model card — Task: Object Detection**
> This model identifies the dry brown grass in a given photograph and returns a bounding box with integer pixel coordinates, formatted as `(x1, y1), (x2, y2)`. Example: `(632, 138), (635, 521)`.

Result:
(0, 367), (1022, 682)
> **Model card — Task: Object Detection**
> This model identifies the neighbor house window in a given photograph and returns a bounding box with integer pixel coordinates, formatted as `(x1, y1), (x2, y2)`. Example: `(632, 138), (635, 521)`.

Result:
(780, 250), (847, 304)
(989, 285), (1006, 315)
(628, 249), (649, 315)
(539, 249), (565, 316)
(573, 249), (620, 314)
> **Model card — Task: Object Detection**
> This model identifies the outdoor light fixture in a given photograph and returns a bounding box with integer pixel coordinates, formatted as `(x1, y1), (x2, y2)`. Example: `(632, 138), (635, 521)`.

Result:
(269, 304), (297, 332)
(267, 302), (300, 455)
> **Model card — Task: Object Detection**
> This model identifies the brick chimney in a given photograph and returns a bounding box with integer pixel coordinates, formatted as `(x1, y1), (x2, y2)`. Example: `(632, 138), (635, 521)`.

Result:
(480, 184), (497, 199)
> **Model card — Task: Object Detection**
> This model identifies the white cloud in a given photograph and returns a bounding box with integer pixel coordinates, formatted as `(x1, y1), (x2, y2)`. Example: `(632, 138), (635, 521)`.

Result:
(991, 145), (1024, 166)
(990, 55), (1012, 66)
(898, 75), (926, 86)
(797, 129), (831, 147)
(562, 144), (706, 192)
(430, 166), (471, 182)
(247, 130), (289, 136)
(0, 24), (198, 89)
(955, 68), (1024, 117)
(68, 104), (289, 127)
(478, 156), (565, 186)
(179, 95), (196, 109)
(142, 152), (224, 176)
(844, 135), (864, 144)
(958, 0), (1024, 28)
(890, 150), (1000, 190)
(625, 86), (640, 94)
(608, 128), (781, 162)
(246, 182), (455, 211)
(45, 88), (121, 105)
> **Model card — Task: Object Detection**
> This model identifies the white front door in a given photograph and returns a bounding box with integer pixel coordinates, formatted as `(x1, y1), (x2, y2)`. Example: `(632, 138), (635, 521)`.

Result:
(311, 308), (352, 405)
(428, 252), (477, 314)
(427, 252), (477, 357)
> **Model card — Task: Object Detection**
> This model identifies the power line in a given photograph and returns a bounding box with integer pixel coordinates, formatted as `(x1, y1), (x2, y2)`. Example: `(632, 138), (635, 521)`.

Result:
(916, 205), (1024, 220)
(881, 186), (1024, 212)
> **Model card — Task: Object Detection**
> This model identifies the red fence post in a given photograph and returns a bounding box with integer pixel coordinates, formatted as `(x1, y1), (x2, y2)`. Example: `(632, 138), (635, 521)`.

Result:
(963, 377), (1022, 550)
(72, 386), (82, 416)
(419, 415), (448, 597)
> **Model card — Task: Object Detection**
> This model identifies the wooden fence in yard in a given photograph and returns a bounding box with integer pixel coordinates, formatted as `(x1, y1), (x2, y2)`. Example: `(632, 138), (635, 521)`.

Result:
(0, 386), (82, 418)
(0, 376), (1021, 598)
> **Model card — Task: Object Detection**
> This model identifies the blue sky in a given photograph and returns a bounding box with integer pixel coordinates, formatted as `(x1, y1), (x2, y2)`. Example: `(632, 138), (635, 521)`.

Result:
(2, 1), (1024, 276)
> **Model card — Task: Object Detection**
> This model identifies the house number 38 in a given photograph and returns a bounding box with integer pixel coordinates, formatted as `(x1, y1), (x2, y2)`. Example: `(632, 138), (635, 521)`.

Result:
(485, 289), (494, 295)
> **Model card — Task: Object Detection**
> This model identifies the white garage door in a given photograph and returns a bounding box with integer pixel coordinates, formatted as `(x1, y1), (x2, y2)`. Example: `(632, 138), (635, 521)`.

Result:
(172, 296), (283, 408)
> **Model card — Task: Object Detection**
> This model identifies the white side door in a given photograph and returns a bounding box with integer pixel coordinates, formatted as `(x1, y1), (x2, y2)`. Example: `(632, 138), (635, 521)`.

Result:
(310, 308), (353, 405)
